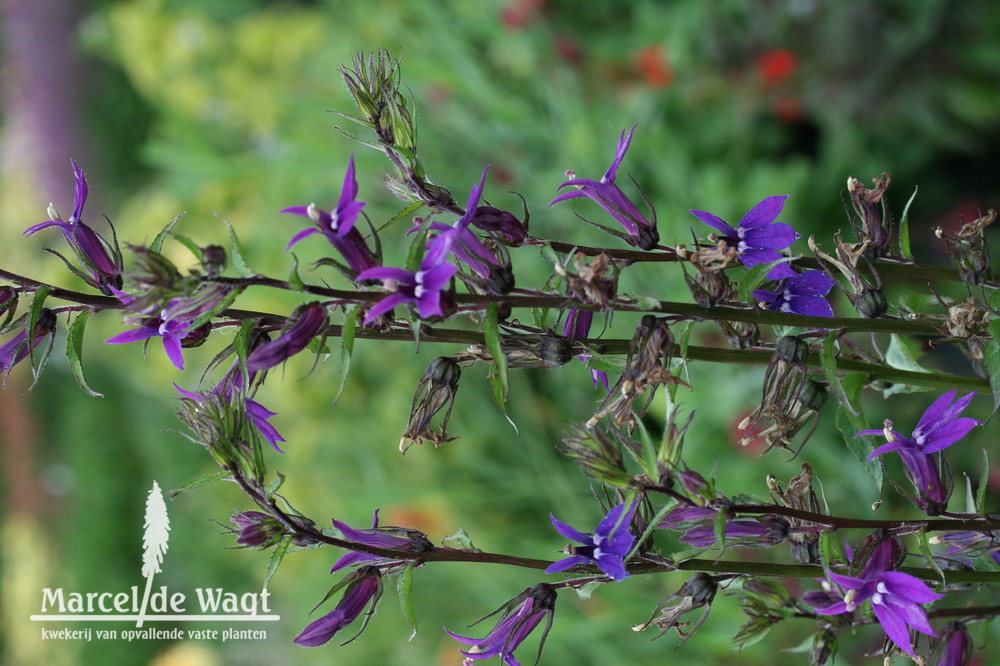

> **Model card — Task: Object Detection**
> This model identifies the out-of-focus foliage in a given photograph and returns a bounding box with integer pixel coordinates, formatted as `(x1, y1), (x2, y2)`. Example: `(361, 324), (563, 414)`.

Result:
(12, 0), (1000, 664)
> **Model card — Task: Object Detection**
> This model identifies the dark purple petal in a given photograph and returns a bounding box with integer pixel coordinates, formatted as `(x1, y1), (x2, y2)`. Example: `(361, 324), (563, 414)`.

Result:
(788, 270), (835, 296)
(70, 159), (88, 223)
(456, 166), (490, 229)
(596, 557), (629, 582)
(741, 221), (799, 251)
(786, 295), (834, 317)
(544, 554), (591, 574)
(105, 327), (158, 345)
(549, 514), (592, 544)
(280, 205), (312, 218)
(689, 209), (737, 239)
(161, 335), (185, 370)
(602, 125), (636, 183)
(23, 220), (73, 239)
(356, 266), (414, 284)
(872, 603), (915, 656)
(419, 261), (458, 293)
(752, 288), (778, 304)
(363, 292), (410, 324)
(738, 195), (788, 229)
(548, 188), (589, 206)
(920, 417), (981, 453)
(880, 572), (944, 604)
(283, 226), (319, 252)
(867, 439), (904, 459)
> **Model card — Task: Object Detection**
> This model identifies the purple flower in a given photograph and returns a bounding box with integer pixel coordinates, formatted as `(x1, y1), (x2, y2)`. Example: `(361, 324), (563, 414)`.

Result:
(809, 568), (943, 657)
(0, 309), (57, 373)
(330, 509), (433, 572)
(355, 247), (457, 325)
(546, 501), (637, 581)
(857, 391), (981, 512)
(281, 154), (378, 277)
(105, 297), (196, 371)
(445, 583), (557, 665)
(549, 125), (659, 250)
(246, 303), (328, 371)
(23, 160), (122, 294)
(470, 205), (528, 246)
(753, 270), (835, 317)
(936, 623), (972, 666)
(690, 195), (800, 279)
(418, 167), (514, 295)
(230, 511), (284, 548)
(562, 309), (608, 391)
(293, 566), (383, 647)
(175, 361), (285, 452)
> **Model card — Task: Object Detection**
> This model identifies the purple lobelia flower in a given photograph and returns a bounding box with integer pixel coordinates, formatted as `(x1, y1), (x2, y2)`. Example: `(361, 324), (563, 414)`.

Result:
(105, 294), (197, 371)
(753, 270), (835, 317)
(23, 160), (122, 295)
(935, 623), (972, 666)
(445, 583), (557, 665)
(355, 245), (457, 325)
(690, 195), (800, 279)
(857, 391), (981, 514)
(246, 302), (328, 371)
(175, 361), (285, 452)
(294, 566), (383, 647)
(329, 509), (434, 572)
(808, 567), (943, 657)
(281, 153), (379, 277)
(546, 501), (637, 581)
(550, 125), (659, 250)
(419, 167), (514, 295)
(0, 309), (57, 374)
(563, 309), (609, 391)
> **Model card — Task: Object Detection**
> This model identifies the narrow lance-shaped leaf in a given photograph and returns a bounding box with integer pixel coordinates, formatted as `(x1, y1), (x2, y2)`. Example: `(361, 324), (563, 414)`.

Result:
(264, 535), (292, 591)
(897, 185), (918, 260)
(66, 310), (103, 397)
(397, 562), (418, 641)
(332, 306), (359, 407)
(216, 214), (254, 277)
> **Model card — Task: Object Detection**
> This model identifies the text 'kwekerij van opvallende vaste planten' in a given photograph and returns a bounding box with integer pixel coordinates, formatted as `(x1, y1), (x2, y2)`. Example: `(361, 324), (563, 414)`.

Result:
(5, 49), (1000, 664)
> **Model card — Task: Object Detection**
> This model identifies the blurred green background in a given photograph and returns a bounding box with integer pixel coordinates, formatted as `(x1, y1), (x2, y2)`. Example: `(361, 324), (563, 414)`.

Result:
(2, 0), (1000, 664)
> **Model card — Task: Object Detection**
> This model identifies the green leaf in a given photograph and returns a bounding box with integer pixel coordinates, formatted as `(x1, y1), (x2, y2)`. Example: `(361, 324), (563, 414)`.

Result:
(633, 295), (661, 312)
(897, 293), (940, 314)
(234, 320), (257, 365)
(886, 334), (933, 373)
(977, 448), (990, 514)
(988, 288), (1000, 313)
(27, 286), (51, 368)
(405, 216), (432, 272)
(737, 257), (796, 303)
(915, 526), (946, 588)
(713, 508), (728, 556)
(66, 310), (103, 397)
(216, 214), (254, 277)
(572, 581), (602, 600)
(263, 535), (292, 590)
(442, 528), (479, 551)
(484, 302), (510, 413)
(150, 213), (185, 253)
(376, 200), (424, 233)
(985, 319), (1000, 416)
(170, 232), (202, 259)
(396, 562), (418, 641)
(265, 470), (286, 500)
(287, 253), (305, 291)
(835, 372), (883, 493)
(168, 470), (229, 498)
(898, 186), (918, 260)
(820, 332), (855, 416)
(332, 306), (359, 407)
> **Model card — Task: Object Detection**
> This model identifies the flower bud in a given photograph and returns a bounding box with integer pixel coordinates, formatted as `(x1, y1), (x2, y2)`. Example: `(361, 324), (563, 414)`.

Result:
(853, 288), (887, 318)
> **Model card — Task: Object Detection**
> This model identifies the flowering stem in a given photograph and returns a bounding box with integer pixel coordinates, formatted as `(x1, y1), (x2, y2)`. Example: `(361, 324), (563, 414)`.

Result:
(729, 503), (1000, 532)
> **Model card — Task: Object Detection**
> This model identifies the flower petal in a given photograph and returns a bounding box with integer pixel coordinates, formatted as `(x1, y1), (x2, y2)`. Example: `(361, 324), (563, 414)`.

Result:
(689, 209), (737, 238)
(738, 195), (789, 229)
